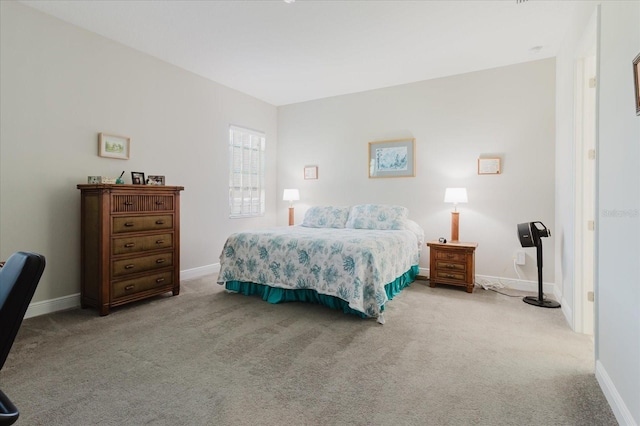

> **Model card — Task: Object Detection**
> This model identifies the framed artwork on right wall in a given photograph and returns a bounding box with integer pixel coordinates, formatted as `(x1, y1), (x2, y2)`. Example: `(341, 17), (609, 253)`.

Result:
(633, 52), (640, 116)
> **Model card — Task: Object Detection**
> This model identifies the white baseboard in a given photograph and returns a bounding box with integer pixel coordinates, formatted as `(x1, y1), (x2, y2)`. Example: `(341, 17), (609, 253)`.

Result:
(180, 263), (220, 281)
(560, 294), (573, 330)
(596, 360), (638, 426)
(25, 293), (80, 319)
(25, 264), (222, 319)
(417, 269), (557, 295)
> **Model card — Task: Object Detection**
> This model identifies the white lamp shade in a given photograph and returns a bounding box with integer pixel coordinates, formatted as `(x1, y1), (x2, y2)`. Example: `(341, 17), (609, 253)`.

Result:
(283, 189), (300, 201)
(444, 188), (468, 204)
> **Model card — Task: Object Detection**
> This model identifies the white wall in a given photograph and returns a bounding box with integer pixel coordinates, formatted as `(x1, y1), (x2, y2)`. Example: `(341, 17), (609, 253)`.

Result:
(595, 2), (640, 425)
(278, 60), (557, 284)
(0, 2), (278, 306)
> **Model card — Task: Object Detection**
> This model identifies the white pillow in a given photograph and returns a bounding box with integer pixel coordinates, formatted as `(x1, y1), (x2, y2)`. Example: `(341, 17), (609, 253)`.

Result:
(345, 204), (409, 230)
(404, 219), (425, 251)
(301, 206), (351, 228)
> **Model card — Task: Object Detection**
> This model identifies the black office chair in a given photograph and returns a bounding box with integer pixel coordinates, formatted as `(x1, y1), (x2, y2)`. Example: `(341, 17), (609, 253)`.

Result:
(0, 252), (46, 425)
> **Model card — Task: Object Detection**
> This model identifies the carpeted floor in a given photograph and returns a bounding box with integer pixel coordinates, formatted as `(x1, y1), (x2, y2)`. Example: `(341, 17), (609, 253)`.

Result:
(1, 275), (617, 425)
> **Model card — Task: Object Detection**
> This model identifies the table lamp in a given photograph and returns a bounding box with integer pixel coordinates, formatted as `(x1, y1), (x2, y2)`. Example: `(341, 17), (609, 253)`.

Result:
(283, 189), (300, 226)
(444, 187), (467, 242)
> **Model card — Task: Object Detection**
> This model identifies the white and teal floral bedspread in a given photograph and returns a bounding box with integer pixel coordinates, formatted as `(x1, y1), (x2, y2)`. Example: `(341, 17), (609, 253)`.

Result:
(217, 226), (421, 317)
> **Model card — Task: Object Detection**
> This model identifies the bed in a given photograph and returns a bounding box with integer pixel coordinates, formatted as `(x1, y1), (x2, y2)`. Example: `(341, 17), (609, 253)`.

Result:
(217, 204), (424, 323)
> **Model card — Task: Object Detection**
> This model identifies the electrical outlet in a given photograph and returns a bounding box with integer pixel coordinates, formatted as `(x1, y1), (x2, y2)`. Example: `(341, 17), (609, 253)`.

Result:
(516, 250), (526, 265)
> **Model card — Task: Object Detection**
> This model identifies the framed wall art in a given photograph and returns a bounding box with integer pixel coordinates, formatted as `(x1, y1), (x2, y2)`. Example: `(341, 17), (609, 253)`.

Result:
(304, 166), (318, 180)
(478, 157), (502, 175)
(368, 138), (415, 178)
(634, 52), (640, 116)
(98, 133), (130, 160)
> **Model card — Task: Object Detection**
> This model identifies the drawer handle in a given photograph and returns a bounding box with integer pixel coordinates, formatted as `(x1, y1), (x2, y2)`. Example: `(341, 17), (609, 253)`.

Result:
(156, 259), (165, 264)
(446, 254), (454, 258)
(445, 263), (456, 268)
(124, 243), (135, 248)
(156, 278), (165, 283)
(125, 285), (135, 291)
(155, 220), (165, 225)
(155, 201), (165, 205)
(124, 264), (135, 269)
(445, 274), (456, 279)
(124, 222), (135, 227)
(124, 201), (134, 206)
(155, 240), (165, 244)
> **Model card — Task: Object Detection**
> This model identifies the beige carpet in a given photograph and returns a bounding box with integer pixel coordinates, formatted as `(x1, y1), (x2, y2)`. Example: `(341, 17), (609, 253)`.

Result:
(1, 275), (616, 425)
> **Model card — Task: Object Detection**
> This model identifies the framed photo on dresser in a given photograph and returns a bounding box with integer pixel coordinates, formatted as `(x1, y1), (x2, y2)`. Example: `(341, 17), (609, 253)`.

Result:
(131, 172), (145, 185)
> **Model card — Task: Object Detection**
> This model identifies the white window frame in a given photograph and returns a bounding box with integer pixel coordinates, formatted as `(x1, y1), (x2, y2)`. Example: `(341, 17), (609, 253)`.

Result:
(228, 125), (266, 218)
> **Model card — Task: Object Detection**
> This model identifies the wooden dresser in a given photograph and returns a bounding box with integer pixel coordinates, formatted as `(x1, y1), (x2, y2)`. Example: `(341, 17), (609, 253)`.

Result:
(427, 241), (477, 293)
(77, 184), (184, 315)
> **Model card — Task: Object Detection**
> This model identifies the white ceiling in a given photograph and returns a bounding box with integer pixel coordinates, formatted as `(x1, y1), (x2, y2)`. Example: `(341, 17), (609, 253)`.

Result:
(20, 0), (584, 106)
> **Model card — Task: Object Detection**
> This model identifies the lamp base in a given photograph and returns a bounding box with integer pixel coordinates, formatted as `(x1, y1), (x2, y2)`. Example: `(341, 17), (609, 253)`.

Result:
(451, 211), (460, 242)
(288, 207), (294, 226)
(523, 296), (561, 308)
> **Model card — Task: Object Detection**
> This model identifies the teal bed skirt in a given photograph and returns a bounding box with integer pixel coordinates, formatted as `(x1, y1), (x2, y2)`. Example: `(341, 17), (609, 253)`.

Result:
(224, 265), (418, 319)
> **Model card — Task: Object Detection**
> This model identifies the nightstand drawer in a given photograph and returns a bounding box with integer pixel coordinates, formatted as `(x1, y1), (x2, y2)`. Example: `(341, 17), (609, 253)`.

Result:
(435, 251), (467, 262)
(436, 260), (466, 271)
(112, 233), (173, 255)
(435, 270), (466, 282)
(112, 215), (173, 234)
(112, 252), (173, 277)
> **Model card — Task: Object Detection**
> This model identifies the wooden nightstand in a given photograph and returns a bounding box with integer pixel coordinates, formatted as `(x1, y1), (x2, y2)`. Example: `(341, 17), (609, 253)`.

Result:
(427, 241), (478, 293)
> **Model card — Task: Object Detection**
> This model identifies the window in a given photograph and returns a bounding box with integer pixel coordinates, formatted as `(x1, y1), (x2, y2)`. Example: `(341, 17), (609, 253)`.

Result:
(229, 125), (265, 218)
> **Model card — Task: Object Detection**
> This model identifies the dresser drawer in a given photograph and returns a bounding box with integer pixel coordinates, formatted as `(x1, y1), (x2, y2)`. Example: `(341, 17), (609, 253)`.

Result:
(435, 251), (467, 262)
(112, 271), (173, 299)
(113, 215), (173, 234)
(112, 233), (173, 255)
(436, 260), (466, 271)
(112, 252), (173, 277)
(435, 270), (466, 282)
(112, 194), (174, 213)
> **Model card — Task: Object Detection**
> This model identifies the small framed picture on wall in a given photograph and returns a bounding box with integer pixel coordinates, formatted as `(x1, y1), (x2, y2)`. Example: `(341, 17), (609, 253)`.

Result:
(304, 166), (318, 180)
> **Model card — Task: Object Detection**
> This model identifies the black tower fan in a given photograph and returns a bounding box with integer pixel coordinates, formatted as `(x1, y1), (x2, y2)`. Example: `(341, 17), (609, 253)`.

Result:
(517, 222), (560, 308)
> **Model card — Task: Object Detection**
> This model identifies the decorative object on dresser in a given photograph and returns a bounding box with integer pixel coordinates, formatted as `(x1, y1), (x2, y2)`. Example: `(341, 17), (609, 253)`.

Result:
(98, 133), (130, 160)
(427, 241), (477, 293)
(131, 171), (145, 185)
(77, 184), (184, 315)
(282, 188), (300, 226)
(147, 175), (165, 185)
(444, 187), (468, 243)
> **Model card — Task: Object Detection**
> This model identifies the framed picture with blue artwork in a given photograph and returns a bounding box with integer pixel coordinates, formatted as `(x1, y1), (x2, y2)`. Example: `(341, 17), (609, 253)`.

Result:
(368, 138), (415, 178)
(634, 52), (640, 116)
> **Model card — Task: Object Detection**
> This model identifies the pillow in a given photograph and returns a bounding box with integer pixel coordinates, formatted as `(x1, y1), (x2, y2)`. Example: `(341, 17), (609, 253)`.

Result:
(404, 219), (425, 251)
(345, 204), (409, 230)
(301, 206), (351, 228)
